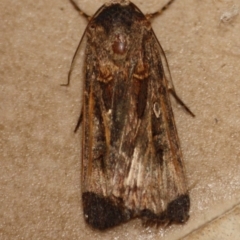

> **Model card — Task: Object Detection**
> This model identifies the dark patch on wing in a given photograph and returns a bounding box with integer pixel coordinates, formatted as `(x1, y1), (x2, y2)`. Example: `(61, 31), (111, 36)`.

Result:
(82, 192), (131, 230)
(166, 194), (190, 223)
(140, 194), (190, 226)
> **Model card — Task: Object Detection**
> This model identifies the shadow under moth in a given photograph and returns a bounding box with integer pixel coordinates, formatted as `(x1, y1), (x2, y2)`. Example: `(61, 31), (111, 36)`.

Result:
(68, 0), (193, 230)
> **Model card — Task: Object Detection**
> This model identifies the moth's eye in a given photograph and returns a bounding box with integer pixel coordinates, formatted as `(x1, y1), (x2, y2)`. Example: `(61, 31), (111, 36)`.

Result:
(112, 34), (127, 55)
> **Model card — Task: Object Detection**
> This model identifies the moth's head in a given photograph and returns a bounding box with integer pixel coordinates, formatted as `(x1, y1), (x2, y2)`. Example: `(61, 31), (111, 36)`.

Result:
(93, 1), (145, 33)
(86, 1), (148, 61)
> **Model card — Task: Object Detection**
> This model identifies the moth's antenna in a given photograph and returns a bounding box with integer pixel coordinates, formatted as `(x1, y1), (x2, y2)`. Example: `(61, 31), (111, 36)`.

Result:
(145, 0), (194, 117)
(146, 0), (176, 19)
(60, 26), (88, 86)
(69, 0), (91, 20)
(61, 1), (91, 86)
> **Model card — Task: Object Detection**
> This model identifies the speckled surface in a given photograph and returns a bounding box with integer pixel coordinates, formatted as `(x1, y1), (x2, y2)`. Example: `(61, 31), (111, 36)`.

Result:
(1, 0), (240, 239)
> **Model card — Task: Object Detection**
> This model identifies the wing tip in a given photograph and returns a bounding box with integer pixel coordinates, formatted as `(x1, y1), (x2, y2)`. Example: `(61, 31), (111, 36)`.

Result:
(82, 192), (190, 229)
(82, 192), (131, 230)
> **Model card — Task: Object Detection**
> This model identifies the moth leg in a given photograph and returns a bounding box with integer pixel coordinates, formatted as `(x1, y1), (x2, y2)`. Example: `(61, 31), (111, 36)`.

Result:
(69, 0), (91, 20)
(169, 88), (195, 117)
(146, 0), (176, 19)
(74, 110), (83, 133)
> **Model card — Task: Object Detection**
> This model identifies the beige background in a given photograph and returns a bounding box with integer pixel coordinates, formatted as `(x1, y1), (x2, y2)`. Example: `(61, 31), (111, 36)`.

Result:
(1, 0), (240, 239)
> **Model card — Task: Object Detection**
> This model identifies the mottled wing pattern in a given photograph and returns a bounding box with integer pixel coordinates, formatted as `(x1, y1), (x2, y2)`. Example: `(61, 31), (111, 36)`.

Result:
(81, 1), (189, 230)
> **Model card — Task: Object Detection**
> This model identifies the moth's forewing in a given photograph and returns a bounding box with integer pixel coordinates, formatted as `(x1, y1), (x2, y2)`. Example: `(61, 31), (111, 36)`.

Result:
(81, 1), (189, 230)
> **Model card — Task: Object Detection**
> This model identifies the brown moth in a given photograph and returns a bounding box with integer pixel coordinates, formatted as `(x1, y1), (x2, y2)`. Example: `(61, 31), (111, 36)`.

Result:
(70, 0), (192, 230)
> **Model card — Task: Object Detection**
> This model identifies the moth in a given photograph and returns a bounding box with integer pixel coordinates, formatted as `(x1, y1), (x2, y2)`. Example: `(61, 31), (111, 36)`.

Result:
(68, 0), (193, 230)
